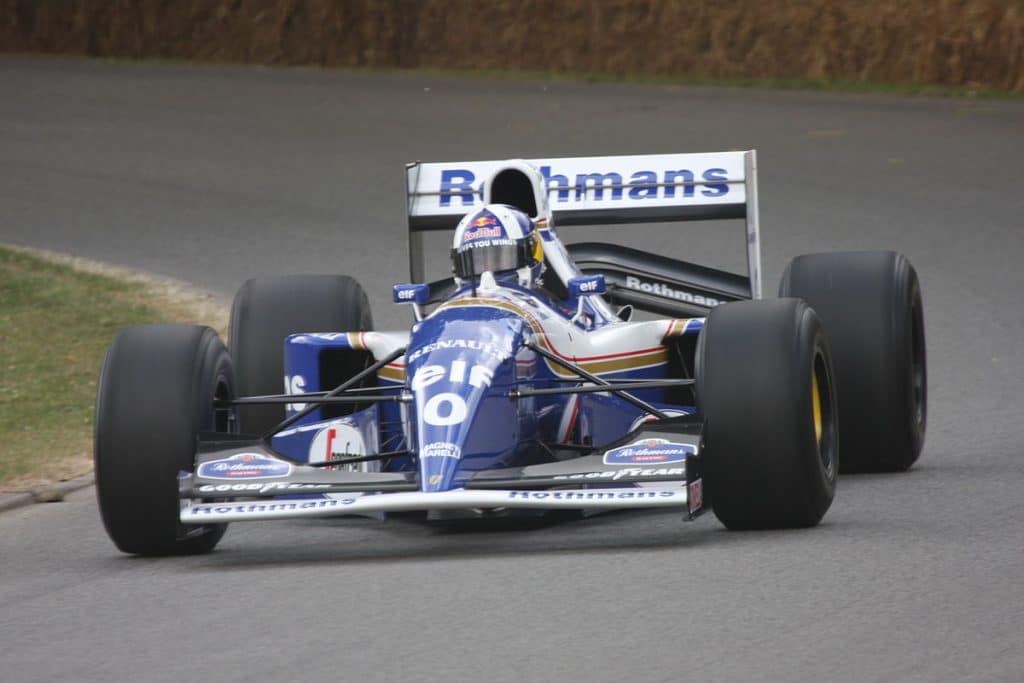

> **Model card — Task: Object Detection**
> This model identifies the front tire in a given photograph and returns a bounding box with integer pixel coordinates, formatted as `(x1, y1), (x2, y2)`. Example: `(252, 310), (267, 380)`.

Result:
(696, 298), (838, 530)
(94, 324), (233, 556)
(779, 251), (926, 472)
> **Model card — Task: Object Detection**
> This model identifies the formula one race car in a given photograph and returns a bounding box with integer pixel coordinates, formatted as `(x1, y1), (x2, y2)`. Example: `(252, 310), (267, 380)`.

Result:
(94, 152), (927, 556)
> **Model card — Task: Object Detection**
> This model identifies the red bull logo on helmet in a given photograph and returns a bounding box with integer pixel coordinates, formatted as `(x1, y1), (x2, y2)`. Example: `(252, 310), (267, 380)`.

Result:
(463, 225), (504, 241)
(461, 210), (507, 243)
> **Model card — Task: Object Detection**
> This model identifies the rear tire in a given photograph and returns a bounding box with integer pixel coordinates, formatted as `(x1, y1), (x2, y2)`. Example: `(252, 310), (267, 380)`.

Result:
(696, 299), (838, 529)
(229, 275), (373, 434)
(94, 324), (233, 556)
(779, 251), (926, 472)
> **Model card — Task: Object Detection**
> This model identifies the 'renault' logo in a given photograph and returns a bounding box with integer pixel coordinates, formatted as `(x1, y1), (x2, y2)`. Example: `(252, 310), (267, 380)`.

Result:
(603, 438), (695, 465)
(197, 452), (293, 480)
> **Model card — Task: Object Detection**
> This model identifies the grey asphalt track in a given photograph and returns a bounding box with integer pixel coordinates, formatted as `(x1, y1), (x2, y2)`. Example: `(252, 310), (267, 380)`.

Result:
(2, 58), (1023, 683)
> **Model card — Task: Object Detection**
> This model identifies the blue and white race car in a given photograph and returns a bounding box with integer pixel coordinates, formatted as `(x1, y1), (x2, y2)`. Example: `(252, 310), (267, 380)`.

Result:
(94, 152), (927, 555)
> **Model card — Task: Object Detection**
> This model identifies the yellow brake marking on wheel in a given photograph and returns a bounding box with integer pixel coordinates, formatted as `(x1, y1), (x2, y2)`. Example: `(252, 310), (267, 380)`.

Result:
(812, 372), (823, 444)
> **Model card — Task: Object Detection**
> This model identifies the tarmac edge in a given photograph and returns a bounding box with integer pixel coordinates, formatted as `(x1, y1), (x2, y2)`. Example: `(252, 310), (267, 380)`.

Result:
(0, 473), (95, 514)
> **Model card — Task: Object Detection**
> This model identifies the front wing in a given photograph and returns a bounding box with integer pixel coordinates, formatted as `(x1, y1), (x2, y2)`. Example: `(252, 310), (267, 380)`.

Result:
(179, 418), (705, 523)
(180, 487), (693, 523)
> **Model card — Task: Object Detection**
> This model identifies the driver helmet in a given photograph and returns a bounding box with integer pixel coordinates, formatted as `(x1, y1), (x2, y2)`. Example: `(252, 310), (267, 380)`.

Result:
(451, 204), (544, 287)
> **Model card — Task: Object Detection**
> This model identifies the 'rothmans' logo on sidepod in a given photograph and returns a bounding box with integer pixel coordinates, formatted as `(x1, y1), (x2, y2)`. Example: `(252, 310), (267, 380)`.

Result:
(197, 453), (293, 480)
(603, 438), (695, 465)
(624, 276), (723, 307)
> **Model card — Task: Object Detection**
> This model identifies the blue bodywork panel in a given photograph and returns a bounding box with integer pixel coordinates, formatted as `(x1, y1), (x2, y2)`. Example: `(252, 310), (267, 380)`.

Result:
(270, 284), (700, 493)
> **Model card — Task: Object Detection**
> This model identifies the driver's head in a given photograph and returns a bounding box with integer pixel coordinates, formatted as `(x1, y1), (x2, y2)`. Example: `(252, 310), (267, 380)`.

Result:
(451, 204), (544, 287)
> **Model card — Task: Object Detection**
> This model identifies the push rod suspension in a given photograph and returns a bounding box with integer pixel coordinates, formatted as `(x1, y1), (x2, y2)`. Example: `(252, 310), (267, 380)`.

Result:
(523, 342), (667, 419)
(510, 378), (693, 398)
(228, 395), (408, 406)
(302, 449), (411, 467)
(263, 346), (407, 439)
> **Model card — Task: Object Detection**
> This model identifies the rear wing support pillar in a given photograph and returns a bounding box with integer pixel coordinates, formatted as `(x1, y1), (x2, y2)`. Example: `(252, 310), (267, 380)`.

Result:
(745, 150), (763, 299)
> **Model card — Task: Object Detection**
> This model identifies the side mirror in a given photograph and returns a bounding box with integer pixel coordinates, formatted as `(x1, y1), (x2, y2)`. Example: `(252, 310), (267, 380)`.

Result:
(568, 275), (606, 328)
(568, 274), (606, 298)
(392, 283), (430, 305)
(393, 283), (430, 321)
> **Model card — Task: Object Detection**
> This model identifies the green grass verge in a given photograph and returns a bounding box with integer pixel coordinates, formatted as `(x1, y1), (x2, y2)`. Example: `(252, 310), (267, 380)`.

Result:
(0, 247), (170, 489)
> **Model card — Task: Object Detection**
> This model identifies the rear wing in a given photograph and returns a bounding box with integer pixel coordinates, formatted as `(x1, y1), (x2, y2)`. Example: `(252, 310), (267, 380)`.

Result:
(405, 151), (763, 299)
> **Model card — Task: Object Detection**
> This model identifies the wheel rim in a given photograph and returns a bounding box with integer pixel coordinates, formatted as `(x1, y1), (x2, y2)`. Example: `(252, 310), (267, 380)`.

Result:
(910, 290), (927, 434)
(177, 373), (233, 542)
(812, 372), (823, 445)
(812, 349), (837, 476)
(213, 375), (235, 433)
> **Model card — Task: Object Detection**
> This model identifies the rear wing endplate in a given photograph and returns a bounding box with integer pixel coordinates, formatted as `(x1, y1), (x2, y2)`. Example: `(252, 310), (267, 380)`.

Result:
(405, 151), (762, 298)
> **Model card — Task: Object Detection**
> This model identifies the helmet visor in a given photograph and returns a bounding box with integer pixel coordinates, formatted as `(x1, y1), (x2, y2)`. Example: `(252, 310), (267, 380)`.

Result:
(453, 242), (528, 278)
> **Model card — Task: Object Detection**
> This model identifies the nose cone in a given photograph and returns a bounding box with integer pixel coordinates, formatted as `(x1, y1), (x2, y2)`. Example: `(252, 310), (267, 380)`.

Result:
(407, 311), (525, 492)
(418, 441), (463, 491)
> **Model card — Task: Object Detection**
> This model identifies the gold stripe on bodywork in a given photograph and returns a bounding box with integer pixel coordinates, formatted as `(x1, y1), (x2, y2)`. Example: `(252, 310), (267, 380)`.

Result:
(377, 364), (406, 383)
(435, 297), (667, 377)
(346, 332), (366, 350)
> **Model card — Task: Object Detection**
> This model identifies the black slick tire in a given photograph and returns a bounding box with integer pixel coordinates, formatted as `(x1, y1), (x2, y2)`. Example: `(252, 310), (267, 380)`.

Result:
(779, 251), (926, 472)
(229, 275), (373, 434)
(696, 298), (838, 530)
(94, 324), (233, 556)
